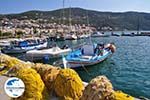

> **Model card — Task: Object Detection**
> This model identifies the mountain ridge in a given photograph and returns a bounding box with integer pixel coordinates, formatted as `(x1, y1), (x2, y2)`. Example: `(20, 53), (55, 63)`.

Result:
(1, 7), (150, 30)
(1, 7), (150, 15)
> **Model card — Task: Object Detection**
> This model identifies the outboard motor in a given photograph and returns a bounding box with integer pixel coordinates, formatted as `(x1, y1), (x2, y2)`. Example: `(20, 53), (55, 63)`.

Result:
(110, 44), (116, 53)
(105, 43), (116, 53)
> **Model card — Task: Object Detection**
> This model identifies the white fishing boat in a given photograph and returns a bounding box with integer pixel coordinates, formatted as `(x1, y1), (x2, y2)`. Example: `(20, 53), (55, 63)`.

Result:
(91, 31), (109, 37)
(65, 43), (116, 68)
(78, 34), (91, 39)
(65, 34), (78, 40)
(1, 38), (48, 54)
(26, 45), (71, 61)
(0, 39), (22, 47)
(0, 40), (11, 47)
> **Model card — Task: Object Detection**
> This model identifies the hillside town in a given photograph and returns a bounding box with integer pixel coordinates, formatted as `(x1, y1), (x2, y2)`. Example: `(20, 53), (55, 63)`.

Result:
(0, 18), (97, 38)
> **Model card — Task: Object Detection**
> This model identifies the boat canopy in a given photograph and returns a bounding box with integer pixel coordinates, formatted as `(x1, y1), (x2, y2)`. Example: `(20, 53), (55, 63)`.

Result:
(18, 41), (28, 47)
(82, 44), (95, 56)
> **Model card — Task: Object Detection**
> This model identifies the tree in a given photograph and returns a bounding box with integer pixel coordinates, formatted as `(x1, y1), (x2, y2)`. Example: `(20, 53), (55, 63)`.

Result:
(16, 31), (25, 38)
(1, 32), (12, 36)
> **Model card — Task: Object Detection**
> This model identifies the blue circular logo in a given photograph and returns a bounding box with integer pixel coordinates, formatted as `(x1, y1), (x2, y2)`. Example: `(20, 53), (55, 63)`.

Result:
(4, 77), (25, 98)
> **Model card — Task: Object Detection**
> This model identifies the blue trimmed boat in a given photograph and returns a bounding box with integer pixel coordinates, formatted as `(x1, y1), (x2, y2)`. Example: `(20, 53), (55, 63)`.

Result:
(1, 38), (47, 54)
(65, 43), (116, 68)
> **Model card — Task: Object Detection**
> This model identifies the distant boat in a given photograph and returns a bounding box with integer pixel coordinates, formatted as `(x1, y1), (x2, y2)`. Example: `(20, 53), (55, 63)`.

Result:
(65, 43), (116, 68)
(0, 39), (22, 48)
(111, 32), (121, 37)
(78, 34), (91, 39)
(121, 32), (136, 37)
(1, 38), (47, 54)
(65, 34), (78, 40)
(26, 44), (71, 61)
(56, 35), (65, 41)
(0, 40), (11, 47)
(91, 32), (109, 37)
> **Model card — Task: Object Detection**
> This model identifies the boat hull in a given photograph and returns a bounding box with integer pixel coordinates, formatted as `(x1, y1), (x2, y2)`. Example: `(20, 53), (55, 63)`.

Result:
(2, 42), (47, 54)
(66, 53), (112, 68)
(26, 48), (71, 61)
(91, 35), (110, 37)
(2, 48), (26, 54)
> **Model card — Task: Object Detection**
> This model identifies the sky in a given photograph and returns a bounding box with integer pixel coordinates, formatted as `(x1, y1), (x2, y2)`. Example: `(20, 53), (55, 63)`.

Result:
(0, 0), (150, 14)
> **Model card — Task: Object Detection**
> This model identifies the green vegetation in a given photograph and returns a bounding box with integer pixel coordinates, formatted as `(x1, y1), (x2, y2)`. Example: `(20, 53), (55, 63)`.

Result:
(0, 31), (25, 38)
(16, 31), (25, 38)
(1, 8), (150, 30)
(0, 32), (12, 37)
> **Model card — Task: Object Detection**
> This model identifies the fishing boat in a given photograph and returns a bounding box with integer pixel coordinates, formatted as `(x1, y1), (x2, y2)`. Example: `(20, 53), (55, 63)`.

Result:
(65, 33), (78, 40)
(56, 35), (65, 41)
(65, 43), (116, 68)
(0, 39), (22, 48)
(0, 40), (11, 48)
(1, 38), (48, 54)
(78, 34), (91, 39)
(91, 31), (109, 37)
(26, 44), (71, 61)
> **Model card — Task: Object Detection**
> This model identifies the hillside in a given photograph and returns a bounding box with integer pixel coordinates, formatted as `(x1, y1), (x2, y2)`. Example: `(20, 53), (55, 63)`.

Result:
(1, 8), (150, 30)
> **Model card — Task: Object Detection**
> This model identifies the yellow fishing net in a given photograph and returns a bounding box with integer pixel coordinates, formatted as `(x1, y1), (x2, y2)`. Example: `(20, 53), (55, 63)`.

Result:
(31, 63), (61, 93)
(81, 75), (114, 100)
(0, 63), (9, 75)
(54, 68), (84, 100)
(32, 63), (59, 77)
(42, 66), (60, 92)
(12, 68), (49, 100)
(0, 54), (25, 75)
(0, 54), (23, 67)
(0, 54), (60, 94)
(113, 91), (134, 100)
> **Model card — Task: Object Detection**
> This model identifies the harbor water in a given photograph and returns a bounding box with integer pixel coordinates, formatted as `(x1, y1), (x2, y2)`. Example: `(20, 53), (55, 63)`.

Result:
(11, 36), (150, 98)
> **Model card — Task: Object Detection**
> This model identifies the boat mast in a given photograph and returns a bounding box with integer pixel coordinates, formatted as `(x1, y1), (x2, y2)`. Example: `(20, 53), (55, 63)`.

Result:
(86, 10), (90, 27)
(137, 14), (140, 34)
(86, 9), (92, 44)
(67, 0), (72, 33)
(69, 5), (72, 32)
(62, 0), (65, 25)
